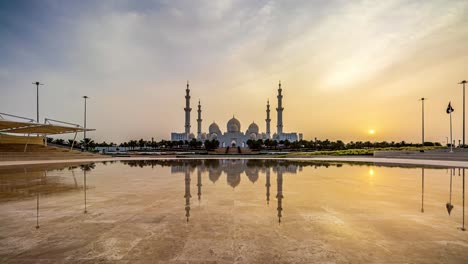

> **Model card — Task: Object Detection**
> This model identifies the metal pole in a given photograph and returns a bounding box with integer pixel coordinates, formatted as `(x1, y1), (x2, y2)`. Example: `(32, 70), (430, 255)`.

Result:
(422, 98), (425, 145)
(83, 96), (88, 150)
(450, 111), (453, 153)
(36, 83), (39, 123)
(33, 82), (43, 123)
(464, 82), (466, 147)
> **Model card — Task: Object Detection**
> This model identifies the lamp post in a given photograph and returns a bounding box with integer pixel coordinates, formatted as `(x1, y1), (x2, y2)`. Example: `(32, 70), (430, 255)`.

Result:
(460, 80), (467, 147)
(32, 82), (44, 123)
(420, 98), (426, 146)
(83, 96), (89, 150)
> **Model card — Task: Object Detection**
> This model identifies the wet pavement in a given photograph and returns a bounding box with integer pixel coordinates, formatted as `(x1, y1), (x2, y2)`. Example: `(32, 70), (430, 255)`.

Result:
(0, 159), (467, 263)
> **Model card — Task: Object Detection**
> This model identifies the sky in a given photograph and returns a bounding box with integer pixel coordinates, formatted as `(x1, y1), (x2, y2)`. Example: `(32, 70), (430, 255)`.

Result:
(1, 0), (468, 144)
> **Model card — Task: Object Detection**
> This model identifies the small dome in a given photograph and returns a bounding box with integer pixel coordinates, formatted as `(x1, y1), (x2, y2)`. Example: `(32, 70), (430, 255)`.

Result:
(247, 122), (259, 134)
(227, 116), (241, 133)
(209, 122), (221, 134)
(189, 133), (195, 140)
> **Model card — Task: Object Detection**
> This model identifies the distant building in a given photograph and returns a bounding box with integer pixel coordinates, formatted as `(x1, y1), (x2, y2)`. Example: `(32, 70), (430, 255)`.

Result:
(170, 81), (302, 147)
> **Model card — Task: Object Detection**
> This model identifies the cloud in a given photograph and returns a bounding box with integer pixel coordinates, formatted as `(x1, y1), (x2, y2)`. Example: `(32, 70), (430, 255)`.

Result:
(1, 0), (467, 142)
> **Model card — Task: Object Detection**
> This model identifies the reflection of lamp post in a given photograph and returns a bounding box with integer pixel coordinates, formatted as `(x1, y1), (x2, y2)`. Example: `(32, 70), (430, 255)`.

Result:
(35, 192), (40, 229)
(84, 169), (87, 214)
(461, 168), (466, 231)
(421, 168), (425, 213)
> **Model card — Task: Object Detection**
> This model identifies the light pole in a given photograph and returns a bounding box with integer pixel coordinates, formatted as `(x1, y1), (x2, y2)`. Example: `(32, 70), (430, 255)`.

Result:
(83, 96), (89, 150)
(460, 80), (467, 147)
(32, 82), (44, 123)
(420, 98), (426, 146)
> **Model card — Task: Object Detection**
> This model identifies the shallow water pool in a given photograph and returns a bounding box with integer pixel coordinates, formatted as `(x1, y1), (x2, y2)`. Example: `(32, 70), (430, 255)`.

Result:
(0, 159), (467, 263)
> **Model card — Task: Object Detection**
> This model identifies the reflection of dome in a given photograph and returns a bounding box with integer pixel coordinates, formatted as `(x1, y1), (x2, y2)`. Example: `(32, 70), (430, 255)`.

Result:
(247, 122), (259, 134)
(227, 117), (241, 133)
(209, 122), (221, 134)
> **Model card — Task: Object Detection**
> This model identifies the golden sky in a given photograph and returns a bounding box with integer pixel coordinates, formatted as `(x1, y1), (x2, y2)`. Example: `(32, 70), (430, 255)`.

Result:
(1, 0), (467, 143)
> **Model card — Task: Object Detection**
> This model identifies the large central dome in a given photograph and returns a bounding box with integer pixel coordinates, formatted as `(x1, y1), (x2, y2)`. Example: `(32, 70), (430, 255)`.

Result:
(227, 116), (241, 133)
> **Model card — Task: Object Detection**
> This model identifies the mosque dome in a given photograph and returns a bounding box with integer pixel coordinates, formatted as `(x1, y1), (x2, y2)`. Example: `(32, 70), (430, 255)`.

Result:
(247, 122), (259, 134)
(227, 116), (241, 133)
(209, 122), (221, 134)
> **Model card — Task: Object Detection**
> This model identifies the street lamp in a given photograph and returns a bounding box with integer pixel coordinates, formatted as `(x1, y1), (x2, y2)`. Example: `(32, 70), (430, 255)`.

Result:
(460, 80), (467, 147)
(420, 98), (426, 146)
(83, 96), (89, 150)
(32, 82), (44, 123)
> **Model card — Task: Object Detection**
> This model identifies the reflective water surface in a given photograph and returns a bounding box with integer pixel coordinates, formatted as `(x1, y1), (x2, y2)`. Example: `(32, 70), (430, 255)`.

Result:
(0, 159), (467, 263)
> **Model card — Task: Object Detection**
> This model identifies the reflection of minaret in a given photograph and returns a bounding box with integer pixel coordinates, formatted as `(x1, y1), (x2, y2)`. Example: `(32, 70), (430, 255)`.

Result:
(447, 168), (454, 215)
(184, 169), (191, 222)
(266, 168), (271, 205)
(197, 100), (202, 139)
(266, 99), (271, 139)
(421, 168), (425, 213)
(197, 167), (202, 202)
(276, 80), (284, 135)
(184, 81), (192, 135)
(276, 169), (284, 224)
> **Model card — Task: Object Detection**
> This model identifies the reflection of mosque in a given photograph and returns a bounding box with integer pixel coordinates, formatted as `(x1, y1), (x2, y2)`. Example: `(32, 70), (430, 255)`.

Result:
(169, 159), (302, 223)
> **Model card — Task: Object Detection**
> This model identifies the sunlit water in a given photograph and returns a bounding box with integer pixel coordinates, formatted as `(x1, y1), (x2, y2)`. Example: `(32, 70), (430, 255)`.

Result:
(0, 159), (467, 263)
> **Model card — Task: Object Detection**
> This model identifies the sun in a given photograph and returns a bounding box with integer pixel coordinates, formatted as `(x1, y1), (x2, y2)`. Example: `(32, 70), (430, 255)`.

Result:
(368, 129), (375, 134)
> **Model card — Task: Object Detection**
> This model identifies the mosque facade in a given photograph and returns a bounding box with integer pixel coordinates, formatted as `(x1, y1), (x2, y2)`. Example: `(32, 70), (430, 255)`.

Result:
(171, 81), (302, 147)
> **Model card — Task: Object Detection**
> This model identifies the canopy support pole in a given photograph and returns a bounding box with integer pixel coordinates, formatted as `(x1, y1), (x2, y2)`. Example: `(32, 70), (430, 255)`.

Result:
(70, 132), (77, 151)
(24, 133), (31, 152)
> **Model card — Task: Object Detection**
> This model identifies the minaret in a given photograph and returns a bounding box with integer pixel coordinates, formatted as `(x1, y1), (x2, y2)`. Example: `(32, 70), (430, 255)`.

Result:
(266, 100), (271, 139)
(184, 168), (191, 222)
(276, 168), (284, 224)
(184, 81), (192, 136)
(276, 81), (284, 135)
(197, 100), (202, 139)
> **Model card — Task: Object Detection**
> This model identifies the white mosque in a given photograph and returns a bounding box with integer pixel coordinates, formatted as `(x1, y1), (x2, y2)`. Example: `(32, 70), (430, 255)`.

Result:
(171, 81), (302, 148)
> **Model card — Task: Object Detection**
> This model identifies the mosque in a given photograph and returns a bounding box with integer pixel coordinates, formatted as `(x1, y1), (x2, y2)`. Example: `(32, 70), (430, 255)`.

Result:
(171, 81), (302, 147)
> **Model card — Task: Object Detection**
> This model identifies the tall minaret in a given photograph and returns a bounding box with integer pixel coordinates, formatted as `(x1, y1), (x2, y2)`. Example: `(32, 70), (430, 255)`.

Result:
(184, 81), (192, 136)
(197, 100), (202, 138)
(276, 81), (284, 135)
(265, 100), (271, 139)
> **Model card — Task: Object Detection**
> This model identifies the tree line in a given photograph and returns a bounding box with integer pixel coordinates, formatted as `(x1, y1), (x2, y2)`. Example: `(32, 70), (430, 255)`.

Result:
(48, 136), (441, 152)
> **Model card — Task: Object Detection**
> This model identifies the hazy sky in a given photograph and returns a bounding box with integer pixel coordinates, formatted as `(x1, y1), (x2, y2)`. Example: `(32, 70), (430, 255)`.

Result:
(1, 0), (468, 143)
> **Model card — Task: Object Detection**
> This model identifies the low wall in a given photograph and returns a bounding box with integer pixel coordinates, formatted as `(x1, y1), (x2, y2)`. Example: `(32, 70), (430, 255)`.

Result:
(373, 150), (418, 157)
(0, 134), (45, 145)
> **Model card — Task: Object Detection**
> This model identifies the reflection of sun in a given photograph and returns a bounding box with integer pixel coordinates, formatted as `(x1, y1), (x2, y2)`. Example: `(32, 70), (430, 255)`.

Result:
(369, 169), (374, 176)
(369, 129), (375, 134)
